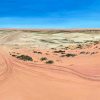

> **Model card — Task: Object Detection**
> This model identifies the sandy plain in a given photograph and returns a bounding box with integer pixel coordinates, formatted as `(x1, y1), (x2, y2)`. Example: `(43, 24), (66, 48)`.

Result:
(0, 29), (100, 100)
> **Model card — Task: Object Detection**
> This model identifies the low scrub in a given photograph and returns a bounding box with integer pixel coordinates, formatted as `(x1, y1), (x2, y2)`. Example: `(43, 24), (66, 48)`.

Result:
(33, 51), (42, 54)
(54, 50), (65, 53)
(46, 60), (54, 64)
(65, 53), (77, 57)
(16, 55), (33, 61)
(76, 44), (83, 49)
(40, 57), (47, 61)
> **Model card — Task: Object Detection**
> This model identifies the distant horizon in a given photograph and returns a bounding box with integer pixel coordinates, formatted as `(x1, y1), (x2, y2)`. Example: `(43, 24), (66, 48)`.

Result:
(1, 27), (100, 31)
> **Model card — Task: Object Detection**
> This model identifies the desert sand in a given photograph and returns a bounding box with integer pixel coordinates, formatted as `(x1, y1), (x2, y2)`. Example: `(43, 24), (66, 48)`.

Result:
(0, 29), (100, 100)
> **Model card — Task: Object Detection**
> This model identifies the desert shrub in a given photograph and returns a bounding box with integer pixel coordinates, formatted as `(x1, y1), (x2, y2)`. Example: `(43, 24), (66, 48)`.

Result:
(94, 41), (100, 45)
(65, 53), (77, 57)
(80, 51), (86, 54)
(51, 48), (56, 50)
(46, 60), (54, 64)
(37, 52), (42, 54)
(91, 52), (98, 55)
(17, 55), (33, 61)
(80, 51), (90, 54)
(85, 52), (90, 54)
(40, 57), (47, 61)
(76, 44), (83, 49)
(11, 54), (16, 57)
(61, 52), (65, 54)
(64, 47), (69, 50)
(33, 51), (42, 54)
(54, 50), (65, 53)
(33, 51), (37, 53)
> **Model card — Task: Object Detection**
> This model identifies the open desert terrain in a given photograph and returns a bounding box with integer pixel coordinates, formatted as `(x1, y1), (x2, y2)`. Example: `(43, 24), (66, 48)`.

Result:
(1, 29), (100, 100)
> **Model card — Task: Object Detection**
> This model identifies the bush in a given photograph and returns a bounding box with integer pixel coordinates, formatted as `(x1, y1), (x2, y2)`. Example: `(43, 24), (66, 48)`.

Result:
(33, 51), (42, 54)
(80, 51), (85, 54)
(11, 54), (16, 57)
(40, 57), (47, 61)
(76, 44), (83, 49)
(94, 41), (100, 45)
(17, 55), (33, 61)
(65, 53), (76, 57)
(46, 60), (54, 64)
(54, 50), (65, 53)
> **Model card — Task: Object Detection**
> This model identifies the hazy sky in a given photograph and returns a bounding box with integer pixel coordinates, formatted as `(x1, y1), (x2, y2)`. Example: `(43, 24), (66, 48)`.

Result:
(0, 0), (100, 28)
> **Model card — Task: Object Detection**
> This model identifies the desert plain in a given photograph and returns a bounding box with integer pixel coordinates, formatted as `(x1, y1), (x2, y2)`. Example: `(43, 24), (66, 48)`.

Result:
(0, 29), (100, 100)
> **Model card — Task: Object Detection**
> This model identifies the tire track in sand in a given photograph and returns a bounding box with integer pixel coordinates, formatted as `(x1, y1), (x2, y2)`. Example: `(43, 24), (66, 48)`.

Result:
(0, 47), (100, 82)
(0, 49), (12, 82)
(10, 56), (100, 82)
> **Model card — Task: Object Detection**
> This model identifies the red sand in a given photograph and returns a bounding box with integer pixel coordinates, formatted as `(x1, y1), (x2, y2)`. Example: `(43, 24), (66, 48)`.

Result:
(0, 44), (100, 100)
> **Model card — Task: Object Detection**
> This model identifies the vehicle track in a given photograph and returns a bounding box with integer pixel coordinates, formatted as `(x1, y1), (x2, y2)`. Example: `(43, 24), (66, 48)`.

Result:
(0, 51), (12, 82)
(10, 56), (100, 82)
(1, 47), (100, 82)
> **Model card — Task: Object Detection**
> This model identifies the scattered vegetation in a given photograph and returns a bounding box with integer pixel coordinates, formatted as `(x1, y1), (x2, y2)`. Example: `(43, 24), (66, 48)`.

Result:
(10, 52), (33, 61)
(76, 44), (83, 49)
(91, 52), (98, 55)
(85, 52), (90, 54)
(54, 50), (65, 53)
(65, 53), (77, 57)
(94, 41), (100, 45)
(46, 60), (54, 64)
(51, 48), (56, 50)
(40, 39), (55, 44)
(80, 51), (90, 55)
(16, 55), (33, 61)
(85, 40), (100, 45)
(85, 40), (93, 43)
(80, 51), (86, 54)
(60, 47), (69, 50)
(40, 57), (47, 61)
(61, 53), (77, 57)
(64, 47), (69, 50)
(33, 51), (42, 54)
(11, 54), (16, 57)
(61, 52), (65, 54)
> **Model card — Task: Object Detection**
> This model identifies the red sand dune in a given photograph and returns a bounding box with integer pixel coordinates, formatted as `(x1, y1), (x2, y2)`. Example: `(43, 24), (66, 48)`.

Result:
(0, 44), (100, 100)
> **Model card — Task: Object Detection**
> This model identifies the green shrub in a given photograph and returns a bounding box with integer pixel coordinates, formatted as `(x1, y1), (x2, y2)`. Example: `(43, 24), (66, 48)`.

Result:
(40, 57), (47, 61)
(65, 53), (76, 57)
(54, 50), (65, 53)
(46, 60), (54, 64)
(33, 51), (42, 54)
(17, 55), (33, 61)
(76, 44), (83, 49)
